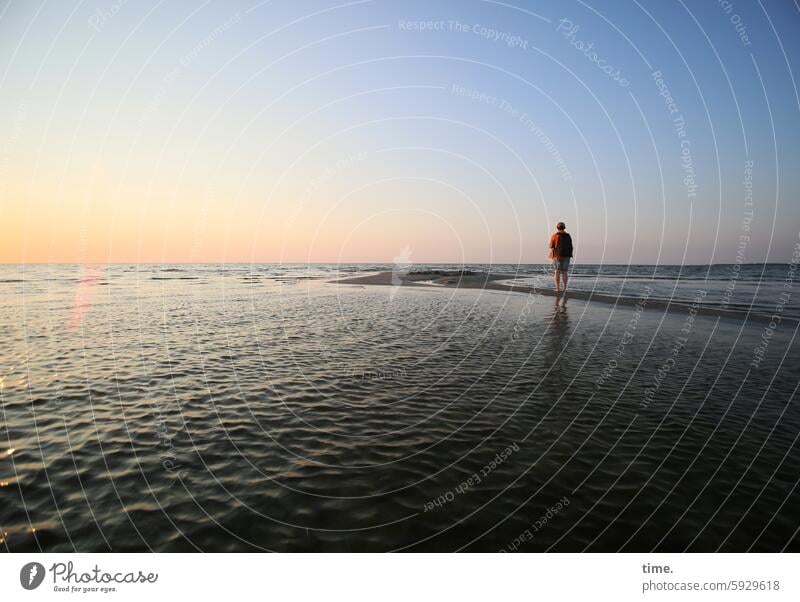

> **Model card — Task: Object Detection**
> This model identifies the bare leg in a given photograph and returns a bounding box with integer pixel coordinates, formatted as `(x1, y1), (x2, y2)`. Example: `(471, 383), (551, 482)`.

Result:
(558, 271), (568, 309)
(554, 269), (561, 294)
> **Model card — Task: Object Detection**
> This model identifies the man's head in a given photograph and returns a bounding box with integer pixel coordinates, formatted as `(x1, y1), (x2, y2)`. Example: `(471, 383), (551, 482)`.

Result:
(556, 222), (566, 231)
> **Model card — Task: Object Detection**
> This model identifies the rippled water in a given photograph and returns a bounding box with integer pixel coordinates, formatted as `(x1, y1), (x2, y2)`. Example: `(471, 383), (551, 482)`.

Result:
(1, 264), (799, 551)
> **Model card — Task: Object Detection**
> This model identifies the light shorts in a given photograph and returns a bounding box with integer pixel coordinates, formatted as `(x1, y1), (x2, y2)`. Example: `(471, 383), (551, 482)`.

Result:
(552, 258), (570, 272)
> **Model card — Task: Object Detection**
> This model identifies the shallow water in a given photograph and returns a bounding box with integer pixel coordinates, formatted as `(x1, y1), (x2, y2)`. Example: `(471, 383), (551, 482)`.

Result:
(1, 264), (798, 551)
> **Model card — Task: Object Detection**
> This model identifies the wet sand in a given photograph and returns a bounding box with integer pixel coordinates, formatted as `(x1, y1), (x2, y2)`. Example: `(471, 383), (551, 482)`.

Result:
(334, 270), (786, 324)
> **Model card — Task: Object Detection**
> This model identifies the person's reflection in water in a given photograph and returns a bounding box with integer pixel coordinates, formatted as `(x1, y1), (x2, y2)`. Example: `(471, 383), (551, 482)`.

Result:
(548, 293), (569, 331)
(543, 294), (570, 382)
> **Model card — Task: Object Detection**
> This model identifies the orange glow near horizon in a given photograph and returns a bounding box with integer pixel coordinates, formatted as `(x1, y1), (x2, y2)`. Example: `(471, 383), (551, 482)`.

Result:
(3, 160), (536, 264)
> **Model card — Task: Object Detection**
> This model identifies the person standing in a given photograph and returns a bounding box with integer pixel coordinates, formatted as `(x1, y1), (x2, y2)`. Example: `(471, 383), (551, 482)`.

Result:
(549, 222), (573, 295)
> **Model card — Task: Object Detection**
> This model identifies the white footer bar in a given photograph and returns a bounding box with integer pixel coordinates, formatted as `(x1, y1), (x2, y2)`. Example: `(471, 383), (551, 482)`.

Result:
(2, 553), (795, 601)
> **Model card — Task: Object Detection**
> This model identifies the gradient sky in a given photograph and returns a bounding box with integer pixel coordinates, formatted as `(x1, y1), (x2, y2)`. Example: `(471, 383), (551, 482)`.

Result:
(1, 0), (798, 264)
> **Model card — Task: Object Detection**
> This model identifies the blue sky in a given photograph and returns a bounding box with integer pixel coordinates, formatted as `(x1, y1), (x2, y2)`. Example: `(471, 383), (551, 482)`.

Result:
(1, 0), (798, 263)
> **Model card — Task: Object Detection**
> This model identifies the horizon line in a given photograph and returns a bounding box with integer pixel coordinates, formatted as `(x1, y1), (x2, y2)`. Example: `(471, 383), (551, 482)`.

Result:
(0, 261), (789, 267)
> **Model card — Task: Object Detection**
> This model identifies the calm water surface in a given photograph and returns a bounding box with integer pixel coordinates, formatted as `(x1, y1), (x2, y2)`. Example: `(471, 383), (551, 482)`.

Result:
(1, 264), (798, 551)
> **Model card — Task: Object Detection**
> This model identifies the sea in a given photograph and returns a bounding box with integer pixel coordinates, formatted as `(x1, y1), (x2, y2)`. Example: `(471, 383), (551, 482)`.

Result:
(1, 263), (798, 551)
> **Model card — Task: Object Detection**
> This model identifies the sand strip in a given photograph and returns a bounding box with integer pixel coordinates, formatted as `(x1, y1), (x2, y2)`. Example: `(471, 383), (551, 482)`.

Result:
(332, 271), (788, 324)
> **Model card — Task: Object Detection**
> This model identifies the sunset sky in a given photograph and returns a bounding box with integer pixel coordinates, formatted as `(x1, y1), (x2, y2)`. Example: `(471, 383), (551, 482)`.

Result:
(1, 0), (798, 264)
